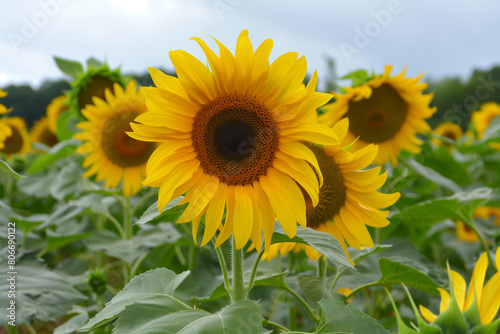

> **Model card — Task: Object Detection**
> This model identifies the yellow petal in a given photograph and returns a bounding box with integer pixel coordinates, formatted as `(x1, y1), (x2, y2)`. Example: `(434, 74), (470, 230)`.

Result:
(232, 185), (253, 250)
(201, 183), (228, 246)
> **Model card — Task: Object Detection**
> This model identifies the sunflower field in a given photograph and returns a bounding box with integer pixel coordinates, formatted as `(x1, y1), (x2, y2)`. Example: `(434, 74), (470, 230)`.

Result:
(1, 30), (500, 334)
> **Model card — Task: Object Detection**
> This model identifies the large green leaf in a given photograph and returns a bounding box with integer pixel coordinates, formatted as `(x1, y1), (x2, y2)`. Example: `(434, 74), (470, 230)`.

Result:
(82, 268), (190, 330)
(27, 139), (78, 174)
(378, 258), (440, 295)
(54, 57), (83, 79)
(0, 159), (24, 179)
(272, 227), (354, 269)
(391, 187), (494, 225)
(54, 313), (89, 334)
(0, 257), (87, 326)
(314, 299), (389, 334)
(135, 197), (186, 225)
(113, 300), (263, 334)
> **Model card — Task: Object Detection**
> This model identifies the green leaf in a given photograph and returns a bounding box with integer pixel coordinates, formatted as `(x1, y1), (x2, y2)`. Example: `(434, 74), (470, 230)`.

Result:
(86, 57), (103, 69)
(57, 109), (80, 141)
(378, 258), (440, 295)
(315, 299), (389, 334)
(391, 187), (494, 225)
(135, 197), (186, 225)
(0, 158), (24, 179)
(298, 275), (346, 310)
(54, 57), (84, 79)
(45, 231), (91, 253)
(54, 313), (89, 334)
(85, 223), (181, 263)
(271, 227), (355, 269)
(0, 257), (87, 326)
(404, 158), (461, 192)
(27, 139), (78, 174)
(113, 300), (263, 334)
(81, 268), (190, 330)
(340, 69), (370, 86)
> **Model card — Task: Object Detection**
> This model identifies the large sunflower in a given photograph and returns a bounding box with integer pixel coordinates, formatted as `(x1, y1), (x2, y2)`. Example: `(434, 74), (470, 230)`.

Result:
(419, 248), (500, 325)
(128, 30), (340, 251)
(262, 118), (400, 261)
(0, 117), (31, 158)
(470, 102), (500, 139)
(431, 122), (463, 148)
(319, 66), (436, 165)
(31, 117), (59, 148)
(74, 80), (155, 197)
(47, 95), (70, 134)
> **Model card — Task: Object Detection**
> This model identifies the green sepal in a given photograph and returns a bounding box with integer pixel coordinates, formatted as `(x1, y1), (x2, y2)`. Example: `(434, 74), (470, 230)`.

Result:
(54, 57), (84, 79)
(471, 317), (500, 334)
(384, 285), (419, 333)
(401, 284), (443, 333)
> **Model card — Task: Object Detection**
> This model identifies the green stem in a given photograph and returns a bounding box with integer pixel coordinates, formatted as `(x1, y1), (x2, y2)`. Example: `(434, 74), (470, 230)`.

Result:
(7, 324), (18, 334)
(130, 188), (157, 217)
(317, 256), (327, 280)
(346, 281), (380, 300)
(262, 319), (289, 332)
(245, 244), (264, 295)
(463, 218), (497, 271)
(231, 237), (246, 303)
(329, 266), (348, 291)
(283, 283), (319, 323)
(130, 252), (149, 278)
(25, 323), (37, 334)
(124, 196), (132, 240)
(215, 240), (232, 295)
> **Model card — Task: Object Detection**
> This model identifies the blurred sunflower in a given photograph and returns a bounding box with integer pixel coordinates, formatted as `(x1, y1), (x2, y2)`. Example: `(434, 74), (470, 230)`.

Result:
(432, 122), (463, 148)
(262, 119), (400, 261)
(0, 117), (31, 158)
(419, 248), (500, 325)
(66, 60), (127, 117)
(47, 94), (70, 134)
(74, 80), (155, 197)
(31, 117), (59, 147)
(320, 65), (436, 165)
(0, 89), (13, 149)
(456, 221), (479, 243)
(0, 89), (13, 114)
(128, 30), (340, 250)
(474, 206), (500, 226)
(471, 102), (500, 139)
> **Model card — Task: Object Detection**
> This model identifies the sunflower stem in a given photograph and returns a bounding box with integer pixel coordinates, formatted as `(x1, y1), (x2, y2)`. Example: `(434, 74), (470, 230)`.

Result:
(262, 319), (289, 332)
(346, 281), (380, 300)
(245, 244), (265, 294)
(317, 256), (327, 280)
(231, 237), (246, 302)
(329, 266), (348, 291)
(463, 218), (497, 271)
(215, 242), (232, 295)
(124, 196), (132, 240)
(283, 282), (319, 323)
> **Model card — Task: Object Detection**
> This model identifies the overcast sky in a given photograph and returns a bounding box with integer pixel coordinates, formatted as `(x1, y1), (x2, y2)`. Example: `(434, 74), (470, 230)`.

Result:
(1, 0), (499, 91)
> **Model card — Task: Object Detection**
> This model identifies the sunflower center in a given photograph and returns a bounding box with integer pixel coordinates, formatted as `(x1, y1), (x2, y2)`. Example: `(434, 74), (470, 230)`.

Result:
(345, 83), (408, 143)
(101, 111), (156, 167)
(78, 75), (116, 110)
(442, 130), (457, 141)
(39, 127), (59, 147)
(192, 93), (279, 186)
(1, 125), (23, 154)
(303, 144), (347, 228)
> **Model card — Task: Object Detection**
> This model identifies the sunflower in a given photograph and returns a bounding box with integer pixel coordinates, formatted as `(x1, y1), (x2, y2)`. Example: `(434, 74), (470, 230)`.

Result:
(431, 122), (463, 148)
(474, 206), (500, 226)
(456, 221), (479, 243)
(47, 95), (70, 134)
(0, 89), (13, 115)
(65, 60), (127, 117)
(319, 65), (436, 165)
(419, 248), (500, 325)
(74, 80), (155, 197)
(261, 118), (400, 261)
(0, 117), (31, 158)
(471, 102), (500, 139)
(128, 30), (340, 251)
(30, 117), (59, 148)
